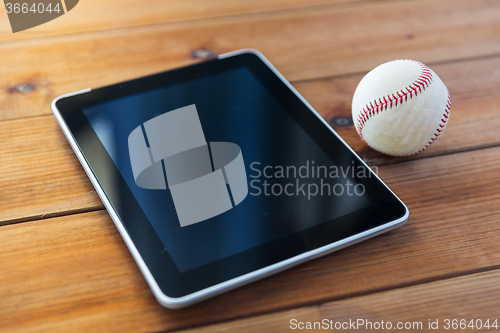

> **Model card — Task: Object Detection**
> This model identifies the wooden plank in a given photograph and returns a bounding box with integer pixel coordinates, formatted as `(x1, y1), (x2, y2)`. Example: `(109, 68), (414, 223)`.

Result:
(0, 0), (365, 42)
(294, 55), (500, 165)
(177, 269), (500, 332)
(0, 116), (102, 225)
(2, 55), (500, 225)
(2, 146), (500, 332)
(1, 0), (500, 121)
(0, 211), (164, 333)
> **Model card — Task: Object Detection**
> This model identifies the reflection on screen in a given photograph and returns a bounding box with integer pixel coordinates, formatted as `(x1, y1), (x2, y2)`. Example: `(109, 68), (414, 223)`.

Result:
(83, 67), (370, 272)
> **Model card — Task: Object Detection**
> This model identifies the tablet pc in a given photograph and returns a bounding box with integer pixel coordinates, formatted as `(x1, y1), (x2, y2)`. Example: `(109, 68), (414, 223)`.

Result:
(52, 49), (408, 309)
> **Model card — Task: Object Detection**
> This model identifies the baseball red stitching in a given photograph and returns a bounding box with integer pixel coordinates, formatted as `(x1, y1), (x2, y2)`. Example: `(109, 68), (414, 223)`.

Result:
(355, 60), (450, 157)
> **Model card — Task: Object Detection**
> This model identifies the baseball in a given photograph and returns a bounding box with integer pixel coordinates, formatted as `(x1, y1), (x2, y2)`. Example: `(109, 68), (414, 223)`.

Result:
(351, 59), (451, 156)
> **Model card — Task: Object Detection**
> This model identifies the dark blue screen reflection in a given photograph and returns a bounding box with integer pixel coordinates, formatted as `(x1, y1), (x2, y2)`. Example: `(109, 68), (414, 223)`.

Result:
(83, 67), (370, 272)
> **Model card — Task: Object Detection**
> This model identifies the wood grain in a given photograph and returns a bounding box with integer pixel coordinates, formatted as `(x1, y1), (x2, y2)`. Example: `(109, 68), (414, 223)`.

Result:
(0, 211), (162, 333)
(0, 116), (102, 225)
(2, 55), (500, 226)
(2, 146), (500, 332)
(178, 269), (500, 332)
(1, 0), (500, 121)
(0, 0), (365, 41)
(0, 0), (498, 331)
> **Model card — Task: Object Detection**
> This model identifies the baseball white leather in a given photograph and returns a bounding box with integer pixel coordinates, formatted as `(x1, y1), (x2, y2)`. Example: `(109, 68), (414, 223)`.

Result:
(352, 59), (451, 156)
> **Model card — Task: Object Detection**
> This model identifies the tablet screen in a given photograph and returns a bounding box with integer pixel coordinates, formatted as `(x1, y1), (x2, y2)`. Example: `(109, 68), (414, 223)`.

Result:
(82, 66), (372, 273)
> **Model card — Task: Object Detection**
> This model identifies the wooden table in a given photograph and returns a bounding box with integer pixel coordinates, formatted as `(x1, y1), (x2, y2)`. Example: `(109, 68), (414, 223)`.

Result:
(1, 0), (500, 331)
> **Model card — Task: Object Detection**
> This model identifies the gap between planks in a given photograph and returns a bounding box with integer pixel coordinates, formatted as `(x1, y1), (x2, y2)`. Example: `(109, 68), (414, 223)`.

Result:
(174, 267), (500, 333)
(1, 0), (500, 122)
(3, 144), (500, 331)
(2, 141), (500, 228)
(2, 53), (500, 225)
(0, 0), (403, 46)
